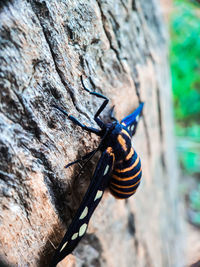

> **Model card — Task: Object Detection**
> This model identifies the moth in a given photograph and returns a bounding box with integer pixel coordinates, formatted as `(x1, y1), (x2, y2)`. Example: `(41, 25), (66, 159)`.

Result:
(50, 76), (144, 266)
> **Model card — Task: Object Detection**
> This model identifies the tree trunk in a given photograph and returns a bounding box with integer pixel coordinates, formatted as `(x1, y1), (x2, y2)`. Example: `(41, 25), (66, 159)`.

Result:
(0, 0), (182, 266)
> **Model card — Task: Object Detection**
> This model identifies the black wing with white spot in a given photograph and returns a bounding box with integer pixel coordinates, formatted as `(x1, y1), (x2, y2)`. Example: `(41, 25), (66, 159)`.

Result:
(50, 150), (114, 267)
(121, 102), (144, 137)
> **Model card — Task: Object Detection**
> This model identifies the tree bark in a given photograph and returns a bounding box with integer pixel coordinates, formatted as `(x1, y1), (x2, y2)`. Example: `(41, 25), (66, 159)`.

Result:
(0, 0), (182, 266)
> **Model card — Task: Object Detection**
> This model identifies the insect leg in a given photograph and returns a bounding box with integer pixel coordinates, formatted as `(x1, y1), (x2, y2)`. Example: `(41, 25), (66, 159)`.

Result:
(81, 76), (109, 128)
(109, 105), (117, 122)
(53, 105), (101, 135)
(75, 129), (109, 180)
(65, 150), (96, 168)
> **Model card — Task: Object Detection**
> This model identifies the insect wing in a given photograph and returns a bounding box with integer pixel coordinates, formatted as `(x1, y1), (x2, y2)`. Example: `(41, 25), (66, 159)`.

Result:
(121, 102), (144, 136)
(50, 150), (114, 266)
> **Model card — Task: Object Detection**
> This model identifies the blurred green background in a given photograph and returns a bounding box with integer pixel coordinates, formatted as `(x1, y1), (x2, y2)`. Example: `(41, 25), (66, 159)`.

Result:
(170, 0), (200, 226)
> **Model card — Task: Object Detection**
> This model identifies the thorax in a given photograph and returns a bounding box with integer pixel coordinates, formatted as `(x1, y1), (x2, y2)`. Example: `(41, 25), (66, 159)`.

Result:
(104, 123), (132, 162)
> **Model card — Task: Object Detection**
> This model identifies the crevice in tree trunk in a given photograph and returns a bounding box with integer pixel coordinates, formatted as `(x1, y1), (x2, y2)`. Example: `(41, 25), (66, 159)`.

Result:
(29, 1), (91, 121)
(132, 69), (151, 157)
(96, 0), (125, 72)
(156, 87), (166, 171)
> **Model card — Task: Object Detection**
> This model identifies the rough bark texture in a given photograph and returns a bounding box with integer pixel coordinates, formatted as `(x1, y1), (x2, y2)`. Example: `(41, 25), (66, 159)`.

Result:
(0, 0), (182, 266)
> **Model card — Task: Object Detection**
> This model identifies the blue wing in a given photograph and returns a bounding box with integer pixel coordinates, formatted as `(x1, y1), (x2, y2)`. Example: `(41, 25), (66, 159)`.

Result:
(121, 102), (144, 137)
(50, 150), (114, 266)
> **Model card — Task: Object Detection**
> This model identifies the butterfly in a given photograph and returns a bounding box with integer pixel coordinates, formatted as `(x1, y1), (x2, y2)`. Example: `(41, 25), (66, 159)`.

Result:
(50, 76), (144, 266)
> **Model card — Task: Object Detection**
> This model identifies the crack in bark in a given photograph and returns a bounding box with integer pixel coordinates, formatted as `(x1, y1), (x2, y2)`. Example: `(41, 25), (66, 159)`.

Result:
(132, 0), (137, 11)
(125, 199), (136, 236)
(134, 3), (155, 64)
(9, 144), (33, 223)
(29, 1), (91, 122)
(12, 90), (42, 140)
(96, 0), (125, 72)
(0, 139), (32, 223)
(0, 1), (12, 10)
(21, 59), (44, 93)
(28, 147), (71, 222)
(0, 170), (15, 183)
(99, 56), (105, 72)
(141, 240), (154, 267)
(0, 168), (31, 225)
(156, 88), (163, 144)
(156, 87), (166, 171)
(108, 10), (123, 51)
(128, 212), (136, 235)
(142, 110), (151, 157)
(132, 70), (151, 156)
(119, 0), (129, 13)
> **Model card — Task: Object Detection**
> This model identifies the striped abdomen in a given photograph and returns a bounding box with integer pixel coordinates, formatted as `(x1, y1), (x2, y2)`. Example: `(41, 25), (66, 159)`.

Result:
(109, 148), (142, 199)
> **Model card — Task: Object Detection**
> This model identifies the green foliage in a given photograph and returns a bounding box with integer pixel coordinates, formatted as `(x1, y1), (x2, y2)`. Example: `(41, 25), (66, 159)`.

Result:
(189, 185), (200, 226)
(190, 185), (200, 210)
(170, 0), (200, 125)
(176, 137), (200, 173)
(191, 213), (200, 226)
(170, 0), (200, 174)
(170, 0), (200, 226)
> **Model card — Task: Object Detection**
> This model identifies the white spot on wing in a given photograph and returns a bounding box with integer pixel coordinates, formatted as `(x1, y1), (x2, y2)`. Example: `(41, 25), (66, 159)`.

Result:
(94, 190), (103, 201)
(103, 165), (110, 176)
(79, 206), (88, 220)
(136, 115), (139, 122)
(71, 232), (78, 240)
(131, 125), (135, 132)
(60, 241), (68, 252)
(79, 223), (87, 237)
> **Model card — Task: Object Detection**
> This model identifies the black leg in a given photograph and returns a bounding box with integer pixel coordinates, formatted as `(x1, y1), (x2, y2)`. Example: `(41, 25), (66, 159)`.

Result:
(65, 150), (96, 168)
(81, 76), (109, 129)
(53, 105), (101, 135)
(109, 105), (117, 121)
(76, 128), (109, 179)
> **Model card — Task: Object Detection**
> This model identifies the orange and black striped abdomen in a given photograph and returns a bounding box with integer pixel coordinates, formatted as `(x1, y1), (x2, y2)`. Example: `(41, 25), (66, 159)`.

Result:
(110, 148), (142, 199)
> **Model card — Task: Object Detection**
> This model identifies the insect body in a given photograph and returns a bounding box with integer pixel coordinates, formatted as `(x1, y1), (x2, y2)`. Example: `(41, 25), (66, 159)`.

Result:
(50, 77), (144, 266)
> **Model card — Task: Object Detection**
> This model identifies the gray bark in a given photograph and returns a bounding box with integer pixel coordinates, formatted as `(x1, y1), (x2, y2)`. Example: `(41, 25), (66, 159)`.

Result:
(0, 0), (182, 266)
